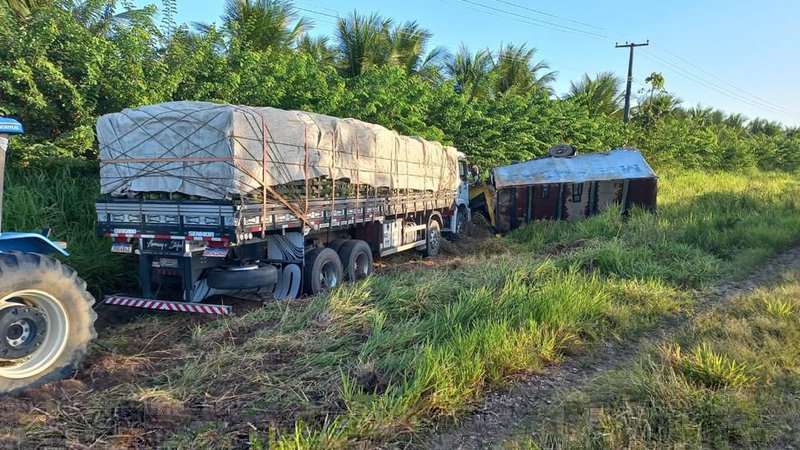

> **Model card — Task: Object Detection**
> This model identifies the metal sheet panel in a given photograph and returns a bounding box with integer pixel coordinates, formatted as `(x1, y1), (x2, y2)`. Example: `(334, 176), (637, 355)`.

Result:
(492, 148), (656, 189)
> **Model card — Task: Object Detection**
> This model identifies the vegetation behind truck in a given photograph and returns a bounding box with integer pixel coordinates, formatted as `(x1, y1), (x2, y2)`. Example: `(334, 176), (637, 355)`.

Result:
(95, 102), (471, 314)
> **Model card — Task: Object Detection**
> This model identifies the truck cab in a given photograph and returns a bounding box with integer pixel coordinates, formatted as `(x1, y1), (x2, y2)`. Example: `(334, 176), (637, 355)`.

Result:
(451, 152), (472, 235)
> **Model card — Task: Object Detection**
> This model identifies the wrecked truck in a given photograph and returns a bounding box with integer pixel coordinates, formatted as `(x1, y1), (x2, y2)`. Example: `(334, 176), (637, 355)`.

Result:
(471, 148), (658, 233)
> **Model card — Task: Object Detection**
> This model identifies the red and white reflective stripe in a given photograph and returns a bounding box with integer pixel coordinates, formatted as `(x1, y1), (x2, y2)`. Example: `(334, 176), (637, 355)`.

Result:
(104, 295), (231, 315)
(104, 232), (228, 243)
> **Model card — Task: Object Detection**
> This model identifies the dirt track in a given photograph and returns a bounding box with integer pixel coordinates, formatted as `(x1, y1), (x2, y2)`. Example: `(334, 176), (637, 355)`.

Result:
(422, 245), (800, 449)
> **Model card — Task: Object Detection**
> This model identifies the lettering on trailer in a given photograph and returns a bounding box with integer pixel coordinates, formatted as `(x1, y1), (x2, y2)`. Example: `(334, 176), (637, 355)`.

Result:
(142, 239), (185, 255)
(187, 231), (216, 237)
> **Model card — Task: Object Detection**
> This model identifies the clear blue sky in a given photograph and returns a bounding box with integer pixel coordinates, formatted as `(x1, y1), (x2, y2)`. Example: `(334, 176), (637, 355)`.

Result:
(148, 0), (800, 126)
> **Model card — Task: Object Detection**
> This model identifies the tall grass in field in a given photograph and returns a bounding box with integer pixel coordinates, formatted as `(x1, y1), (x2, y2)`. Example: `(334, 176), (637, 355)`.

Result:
(2, 164), (134, 295)
(517, 270), (800, 450)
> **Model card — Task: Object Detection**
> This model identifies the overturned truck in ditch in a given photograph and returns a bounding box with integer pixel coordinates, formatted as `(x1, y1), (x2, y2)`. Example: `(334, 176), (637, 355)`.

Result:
(489, 148), (658, 233)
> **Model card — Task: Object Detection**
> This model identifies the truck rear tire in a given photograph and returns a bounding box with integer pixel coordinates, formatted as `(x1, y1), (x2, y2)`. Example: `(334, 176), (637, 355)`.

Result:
(0, 252), (96, 395)
(327, 239), (349, 253)
(303, 248), (343, 295)
(339, 240), (373, 281)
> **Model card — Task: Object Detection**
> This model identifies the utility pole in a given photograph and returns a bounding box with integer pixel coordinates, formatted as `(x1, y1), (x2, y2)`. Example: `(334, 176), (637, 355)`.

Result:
(615, 40), (649, 124)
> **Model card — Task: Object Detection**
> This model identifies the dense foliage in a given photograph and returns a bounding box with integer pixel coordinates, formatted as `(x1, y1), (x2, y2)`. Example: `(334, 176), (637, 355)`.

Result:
(1, 0), (798, 172)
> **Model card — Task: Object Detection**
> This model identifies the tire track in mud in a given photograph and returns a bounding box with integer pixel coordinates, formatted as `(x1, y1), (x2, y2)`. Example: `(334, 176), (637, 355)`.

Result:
(423, 246), (800, 450)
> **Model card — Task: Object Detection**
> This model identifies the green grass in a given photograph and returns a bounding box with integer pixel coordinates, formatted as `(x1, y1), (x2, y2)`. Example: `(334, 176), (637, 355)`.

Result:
(513, 270), (800, 450)
(3, 166), (800, 448)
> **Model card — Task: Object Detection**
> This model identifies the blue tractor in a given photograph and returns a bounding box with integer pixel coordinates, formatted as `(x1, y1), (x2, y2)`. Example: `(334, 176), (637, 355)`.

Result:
(0, 118), (96, 394)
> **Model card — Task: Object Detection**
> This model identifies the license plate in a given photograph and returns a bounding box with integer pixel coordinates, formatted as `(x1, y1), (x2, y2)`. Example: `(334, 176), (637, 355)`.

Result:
(203, 247), (229, 258)
(111, 243), (133, 254)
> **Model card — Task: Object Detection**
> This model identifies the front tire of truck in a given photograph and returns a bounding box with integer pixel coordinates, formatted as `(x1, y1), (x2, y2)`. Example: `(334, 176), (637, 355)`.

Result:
(0, 253), (96, 395)
(423, 219), (442, 257)
(303, 248), (343, 295)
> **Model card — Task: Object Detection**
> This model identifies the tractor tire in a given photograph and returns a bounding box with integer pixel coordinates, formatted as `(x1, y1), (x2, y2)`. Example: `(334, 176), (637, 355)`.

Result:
(338, 240), (374, 281)
(0, 252), (96, 395)
(303, 248), (343, 295)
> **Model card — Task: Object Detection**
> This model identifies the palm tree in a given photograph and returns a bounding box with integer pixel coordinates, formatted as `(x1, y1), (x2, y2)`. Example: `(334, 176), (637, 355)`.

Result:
(3, 0), (147, 35)
(2, 0), (48, 19)
(643, 71), (665, 117)
(688, 105), (715, 126)
(335, 11), (393, 77)
(493, 43), (555, 96)
(567, 71), (623, 117)
(444, 44), (493, 102)
(634, 91), (681, 125)
(298, 34), (336, 66)
(223, 0), (309, 51)
(387, 20), (447, 78)
(747, 118), (783, 136)
(724, 113), (747, 130)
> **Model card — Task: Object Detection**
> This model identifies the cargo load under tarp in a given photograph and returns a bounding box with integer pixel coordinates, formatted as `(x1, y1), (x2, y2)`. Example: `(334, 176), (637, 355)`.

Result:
(98, 101), (459, 199)
(491, 148), (657, 232)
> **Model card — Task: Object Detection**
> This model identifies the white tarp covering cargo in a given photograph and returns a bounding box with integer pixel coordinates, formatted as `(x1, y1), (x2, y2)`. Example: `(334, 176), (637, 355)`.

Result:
(98, 101), (459, 199)
(492, 148), (657, 189)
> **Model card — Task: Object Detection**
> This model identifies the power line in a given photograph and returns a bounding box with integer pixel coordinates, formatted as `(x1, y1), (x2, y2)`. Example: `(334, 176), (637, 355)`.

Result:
(638, 50), (800, 119)
(444, 0), (800, 121)
(650, 43), (800, 116)
(490, 0), (606, 32)
(453, 0), (610, 40)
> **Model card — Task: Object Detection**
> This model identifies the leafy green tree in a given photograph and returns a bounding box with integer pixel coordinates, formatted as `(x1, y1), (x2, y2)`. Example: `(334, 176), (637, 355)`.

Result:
(337, 66), (442, 140)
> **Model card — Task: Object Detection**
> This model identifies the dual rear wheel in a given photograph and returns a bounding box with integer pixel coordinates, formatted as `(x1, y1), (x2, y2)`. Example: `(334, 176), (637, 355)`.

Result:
(303, 239), (374, 295)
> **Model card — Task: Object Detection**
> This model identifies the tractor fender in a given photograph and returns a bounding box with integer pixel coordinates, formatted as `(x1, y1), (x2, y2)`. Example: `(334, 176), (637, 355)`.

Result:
(0, 232), (69, 256)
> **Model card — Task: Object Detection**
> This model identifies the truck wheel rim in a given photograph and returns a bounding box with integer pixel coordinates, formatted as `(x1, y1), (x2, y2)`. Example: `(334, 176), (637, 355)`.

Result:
(0, 290), (69, 380)
(320, 261), (339, 289)
(429, 227), (441, 251)
(354, 252), (370, 279)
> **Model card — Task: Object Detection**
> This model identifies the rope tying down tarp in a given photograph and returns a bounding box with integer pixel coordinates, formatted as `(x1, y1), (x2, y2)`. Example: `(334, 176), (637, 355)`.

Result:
(97, 102), (460, 220)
